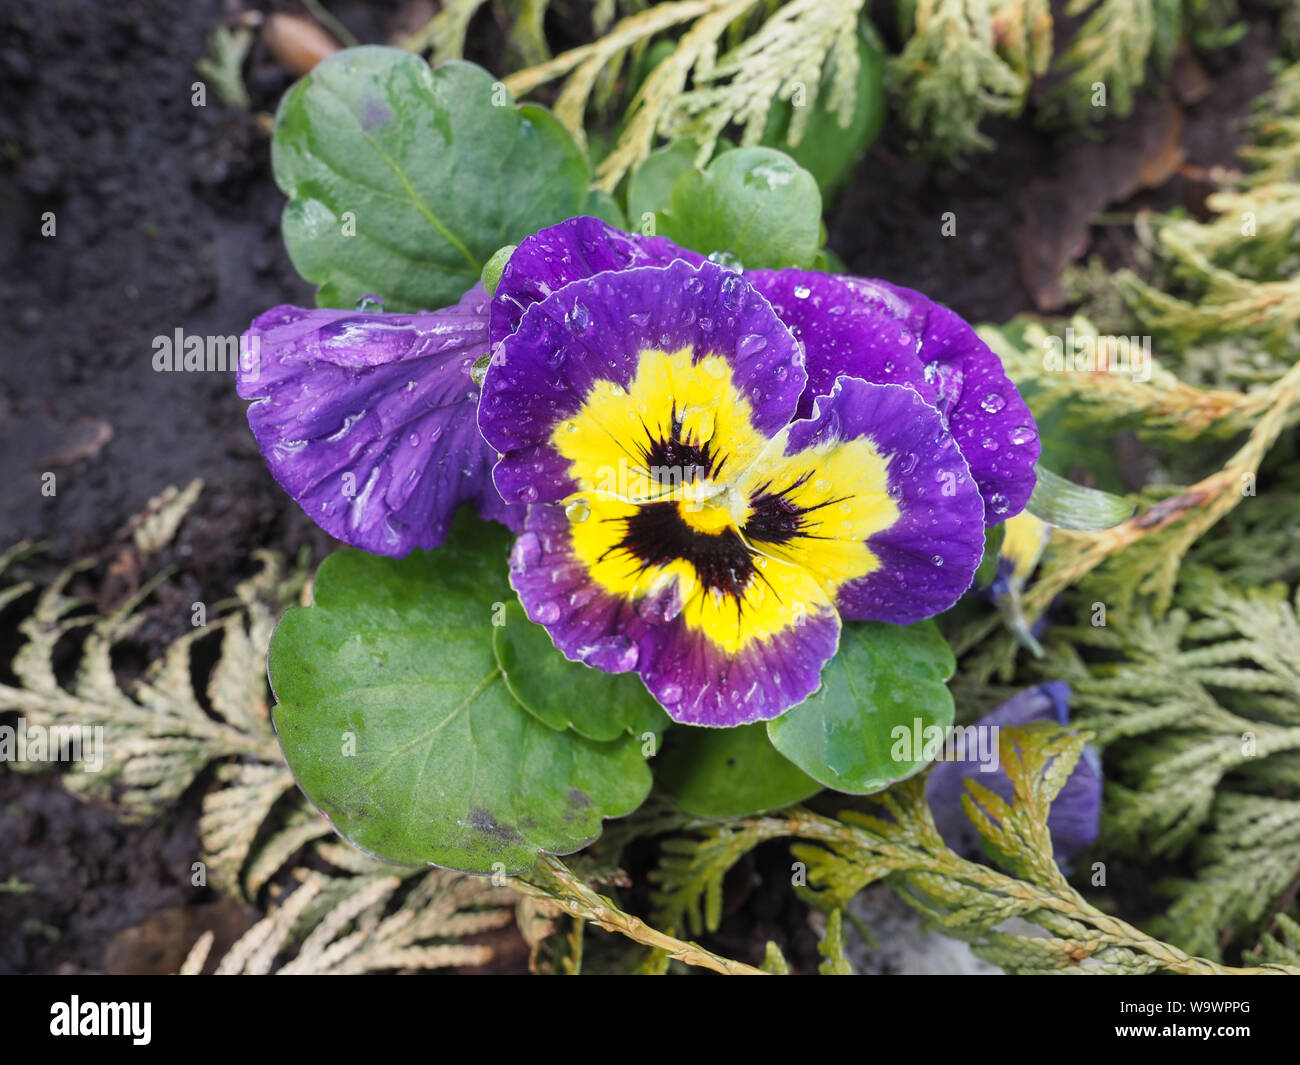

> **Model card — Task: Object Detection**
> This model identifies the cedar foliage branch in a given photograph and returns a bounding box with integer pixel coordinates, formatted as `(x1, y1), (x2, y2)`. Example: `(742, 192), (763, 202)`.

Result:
(0, 486), (514, 972)
(956, 60), (1300, 963)
(478, 0), (1247, 170)
(639, 725), (1298, 973)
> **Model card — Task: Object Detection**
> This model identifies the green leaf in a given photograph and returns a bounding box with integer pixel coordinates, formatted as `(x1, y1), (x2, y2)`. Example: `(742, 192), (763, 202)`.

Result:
(766, 621), (955, 794)
(760, 32), (885, 197)
(1026, 464), (1135, 531)
(268, 511), (651, 875)
(659, 147), (822, 269)
(491, 601), (669, 742)
(658, 723), (821, 818)
(272, 49), (590, 312)
(625, 139), (702, 233)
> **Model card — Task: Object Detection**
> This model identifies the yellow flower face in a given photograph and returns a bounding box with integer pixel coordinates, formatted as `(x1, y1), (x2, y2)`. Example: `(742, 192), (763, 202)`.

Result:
(553, 349), (901, 655)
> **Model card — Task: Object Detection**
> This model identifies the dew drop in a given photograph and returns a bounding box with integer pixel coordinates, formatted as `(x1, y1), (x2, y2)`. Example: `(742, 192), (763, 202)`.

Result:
(718, 270), (746, 307)
(981, 436), (999, 451)
(1009, 425), (1037, 445)
(659, 682), (684, 705)
(565, 498), (590, 523)
(517, 484), (539, 503)
(535, 601), (561, 624)
(979, 392), (1006, 414)
(565, 301), (593, 334)
(793, 285), (812, 299)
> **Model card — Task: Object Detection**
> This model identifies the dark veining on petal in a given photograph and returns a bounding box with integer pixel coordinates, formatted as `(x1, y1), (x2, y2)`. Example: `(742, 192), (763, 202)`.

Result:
(742, 473), (848, 546)
(606, 502), (756, 602)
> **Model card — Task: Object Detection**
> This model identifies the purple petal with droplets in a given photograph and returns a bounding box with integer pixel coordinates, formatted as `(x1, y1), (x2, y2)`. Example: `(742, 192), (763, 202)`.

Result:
(746, 269), (1039, 525)
(237, 284), (522, 556)
(490, 216), (704, 345)
(780, 378), (985, 623)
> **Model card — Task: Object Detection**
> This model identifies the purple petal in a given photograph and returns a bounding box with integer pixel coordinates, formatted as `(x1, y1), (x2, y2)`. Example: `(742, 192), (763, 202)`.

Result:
(747, 270), (1039, 524)
(745, 377), (984, 624)
(237, 284), (522, 556)
(490, 216), (704, 345)
(925, 682), (1102, 867)
(747, 269), (925, 417)
(509, 503), (841, 726)
(478, 259), (806, 507)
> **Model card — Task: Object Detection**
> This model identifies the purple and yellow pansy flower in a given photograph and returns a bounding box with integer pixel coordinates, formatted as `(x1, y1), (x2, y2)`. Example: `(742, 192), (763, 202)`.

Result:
(238, 215), (1040, 727)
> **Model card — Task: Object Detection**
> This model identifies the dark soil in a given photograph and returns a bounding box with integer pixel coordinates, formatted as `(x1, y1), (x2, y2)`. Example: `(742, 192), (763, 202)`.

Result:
(0, 0), (1283, 973)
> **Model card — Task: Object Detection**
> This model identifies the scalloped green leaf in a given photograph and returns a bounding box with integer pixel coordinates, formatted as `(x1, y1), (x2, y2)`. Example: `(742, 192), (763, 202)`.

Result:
(658, 723), (822, 818)
(272, 48), (590, 312)
(766, 620), (955, 794)
(659, 146), (822, 269)
(268, 512), (651, 875)
(492, 601), (669, 742)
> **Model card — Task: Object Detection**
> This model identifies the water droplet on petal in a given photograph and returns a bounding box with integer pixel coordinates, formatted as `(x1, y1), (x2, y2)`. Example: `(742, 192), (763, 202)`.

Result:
(718, 270), (746, 307)
(535, 601), (561, 624)
(980, 392), (1006, 414)
(1010, 425), (1037, 445)
(565, 498), (590, 523)
(354, 294), (384, 312)
(565, 301), (593, 335)
(659, 682), (683, 705)
(981, 436), (999, 451)
(793, 285), (811, 299)
(990, 492), (1010, 515)
(517, 484), (539, 503)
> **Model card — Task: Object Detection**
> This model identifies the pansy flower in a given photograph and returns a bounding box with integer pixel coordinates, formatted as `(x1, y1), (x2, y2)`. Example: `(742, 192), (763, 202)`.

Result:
(925, 682), (1102, 868)
(477, 217), (1040, 726)
(237, 214), (1039, 728)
